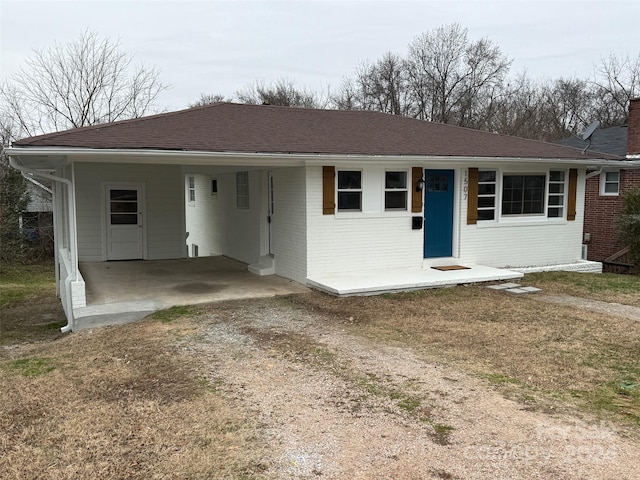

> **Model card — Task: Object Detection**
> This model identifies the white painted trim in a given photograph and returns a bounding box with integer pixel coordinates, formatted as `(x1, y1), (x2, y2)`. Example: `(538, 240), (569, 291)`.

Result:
(6, 146), (630, 168)
(599, 169), (620, 196)
(102, 182), (147, 261)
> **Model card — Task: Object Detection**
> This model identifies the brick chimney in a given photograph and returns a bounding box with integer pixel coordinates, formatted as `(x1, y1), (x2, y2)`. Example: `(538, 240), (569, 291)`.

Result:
(629, 97), (640, 155)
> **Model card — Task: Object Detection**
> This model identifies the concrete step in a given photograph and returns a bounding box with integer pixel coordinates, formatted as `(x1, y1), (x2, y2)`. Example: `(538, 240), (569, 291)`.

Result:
(248, 255), (275, 276)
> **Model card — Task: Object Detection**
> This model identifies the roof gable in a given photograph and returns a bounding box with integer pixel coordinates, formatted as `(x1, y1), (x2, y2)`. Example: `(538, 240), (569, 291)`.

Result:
(13, 103), (621, 160)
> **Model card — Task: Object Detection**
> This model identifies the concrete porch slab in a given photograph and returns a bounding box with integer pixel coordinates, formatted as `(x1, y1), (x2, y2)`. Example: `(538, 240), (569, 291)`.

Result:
(75, 256), (309, 330)
(307, 264), (523, 296)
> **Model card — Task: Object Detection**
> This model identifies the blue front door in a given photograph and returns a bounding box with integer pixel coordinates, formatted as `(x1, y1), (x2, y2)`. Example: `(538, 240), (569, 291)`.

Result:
(424, 169), (454, 258)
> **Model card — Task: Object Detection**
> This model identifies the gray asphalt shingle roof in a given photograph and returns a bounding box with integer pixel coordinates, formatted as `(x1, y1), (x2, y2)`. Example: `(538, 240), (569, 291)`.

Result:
(557, 126), (627, 157)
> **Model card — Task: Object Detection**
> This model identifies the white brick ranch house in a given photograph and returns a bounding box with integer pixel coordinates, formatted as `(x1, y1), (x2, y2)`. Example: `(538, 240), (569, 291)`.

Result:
(6, 103), (629, 331)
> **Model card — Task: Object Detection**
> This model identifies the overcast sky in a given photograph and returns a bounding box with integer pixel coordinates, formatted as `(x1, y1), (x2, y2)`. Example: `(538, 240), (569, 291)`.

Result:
(1, 0), (638, 112)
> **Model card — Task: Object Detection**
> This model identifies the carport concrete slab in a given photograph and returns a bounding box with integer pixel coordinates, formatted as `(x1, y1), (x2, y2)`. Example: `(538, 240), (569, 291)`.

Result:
(76, 256), (309, 330)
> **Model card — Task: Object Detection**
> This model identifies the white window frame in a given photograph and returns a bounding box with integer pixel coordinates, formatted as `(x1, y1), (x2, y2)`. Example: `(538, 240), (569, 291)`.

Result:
(336, 170), (362, 212)
(477, 170), (497, 221)
(547, 170), (566, 218)
(600, 170), (620, 196)
(236, 171), (250, 209)
(477, 169), (568, 224)
(384, 170), (409, 211)
(500, 173), (546, 217)
(188, 176), (196, 203)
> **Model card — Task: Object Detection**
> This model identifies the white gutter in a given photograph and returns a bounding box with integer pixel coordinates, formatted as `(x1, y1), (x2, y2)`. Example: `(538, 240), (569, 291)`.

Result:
(5, 145), (634, 168)
(8, 155), (78, 333)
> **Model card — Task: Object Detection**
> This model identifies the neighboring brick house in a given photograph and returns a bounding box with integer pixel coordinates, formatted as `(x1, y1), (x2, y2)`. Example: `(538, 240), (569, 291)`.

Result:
(558, 98), (640, 263)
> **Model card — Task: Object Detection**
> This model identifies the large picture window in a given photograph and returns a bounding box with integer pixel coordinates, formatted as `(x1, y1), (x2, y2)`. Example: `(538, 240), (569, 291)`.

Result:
(337, 170), (362, 211)
(501, 175), (545, 215)
(384, 171), (408, 210)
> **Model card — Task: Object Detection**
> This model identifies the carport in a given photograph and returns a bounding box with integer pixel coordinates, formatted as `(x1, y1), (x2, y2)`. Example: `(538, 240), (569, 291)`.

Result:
(73, 256), (309, 330)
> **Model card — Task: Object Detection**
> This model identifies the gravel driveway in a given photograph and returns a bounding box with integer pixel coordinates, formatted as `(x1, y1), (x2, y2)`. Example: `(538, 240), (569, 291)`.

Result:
(184, 298), (639, 480)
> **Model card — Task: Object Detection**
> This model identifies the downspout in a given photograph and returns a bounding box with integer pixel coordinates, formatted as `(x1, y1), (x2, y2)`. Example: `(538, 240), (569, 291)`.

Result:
(8, 155), (78, 333)
(586, 167), (603, 179)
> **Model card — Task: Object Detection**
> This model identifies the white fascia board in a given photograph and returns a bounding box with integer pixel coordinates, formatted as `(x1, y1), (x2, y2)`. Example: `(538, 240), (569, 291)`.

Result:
(6, 146), (630, 168)
(302, 155), (630, 168)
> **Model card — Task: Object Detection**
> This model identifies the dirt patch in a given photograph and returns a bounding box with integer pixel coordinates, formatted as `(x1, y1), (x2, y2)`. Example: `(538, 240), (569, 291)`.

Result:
(184, 296), (640, 479)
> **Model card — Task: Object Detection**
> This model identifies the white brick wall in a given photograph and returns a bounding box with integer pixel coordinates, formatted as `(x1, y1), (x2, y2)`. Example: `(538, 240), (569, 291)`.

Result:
(185, 174), (222, 256)
(74, 162), (186, 261)
(306, 165), (423, 277)
(458, 166), (586, 268)
(306, 164), (588, 276)
(272, 167), (307, 283)
(218, 170), (262, 264)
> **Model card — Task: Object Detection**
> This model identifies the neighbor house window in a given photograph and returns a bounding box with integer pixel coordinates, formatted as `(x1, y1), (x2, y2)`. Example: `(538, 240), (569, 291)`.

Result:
(211, 177), (218, 196)
(477, 170), (496, 220)
(547, 171), (566, 218)
(384, 171), (408, 210)
(501, 174), (545, 215)
(337, 170), (362, 211)
(188, 176), (195, 203)
(236, 171), (249, 209)
(600, 170), (620, 196)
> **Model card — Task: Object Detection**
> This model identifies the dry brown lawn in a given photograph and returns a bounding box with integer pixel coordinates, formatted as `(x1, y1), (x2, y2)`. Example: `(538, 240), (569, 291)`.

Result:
(287, 285), (640, 428)
(0, 305), (266, 479)
(1, 265), (639, 478)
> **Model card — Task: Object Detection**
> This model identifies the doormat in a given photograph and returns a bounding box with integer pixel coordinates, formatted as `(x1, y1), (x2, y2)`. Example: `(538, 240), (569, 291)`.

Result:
(431, 265), (471, 271)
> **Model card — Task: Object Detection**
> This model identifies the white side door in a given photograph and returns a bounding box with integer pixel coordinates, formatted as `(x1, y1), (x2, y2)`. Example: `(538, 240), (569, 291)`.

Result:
(105, 184), (144, 260)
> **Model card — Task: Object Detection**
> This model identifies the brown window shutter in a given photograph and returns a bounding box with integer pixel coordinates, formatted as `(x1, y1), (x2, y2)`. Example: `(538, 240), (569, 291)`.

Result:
(567, 168), (577, 221)
(411, 167), (423, 213)
(467, 168), (479, 225)
(322, 166), (335, 214)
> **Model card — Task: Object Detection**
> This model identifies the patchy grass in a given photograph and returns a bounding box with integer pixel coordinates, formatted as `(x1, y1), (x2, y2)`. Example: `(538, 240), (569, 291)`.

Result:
(4, 357), (56, 377)
(524, 271), (640, 306)
(151, 305), (197, 323)
(287, 285), (640, 430)
(0, 262), (57, 307)
(432, 423), (455, 446)
(0, 261), (66, 345)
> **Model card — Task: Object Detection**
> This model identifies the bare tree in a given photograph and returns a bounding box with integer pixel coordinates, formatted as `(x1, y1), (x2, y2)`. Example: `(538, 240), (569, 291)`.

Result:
(0, 30), (167, 136)
(188, 93), (229, 108)
(236, 79), (325, 108)
(335, 53), (411, 115)
(591, 53), (640, 127)
(406, 24), (511, 126)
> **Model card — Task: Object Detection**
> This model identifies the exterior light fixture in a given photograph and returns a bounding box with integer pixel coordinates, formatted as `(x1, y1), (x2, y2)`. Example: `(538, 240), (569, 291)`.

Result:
(416, 176), (425, 192)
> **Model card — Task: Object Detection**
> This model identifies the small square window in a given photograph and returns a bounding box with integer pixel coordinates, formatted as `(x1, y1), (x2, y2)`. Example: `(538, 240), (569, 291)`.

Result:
(600, 171), (619, 196)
